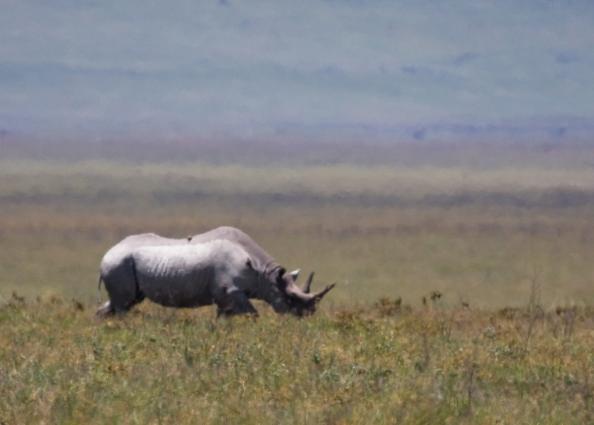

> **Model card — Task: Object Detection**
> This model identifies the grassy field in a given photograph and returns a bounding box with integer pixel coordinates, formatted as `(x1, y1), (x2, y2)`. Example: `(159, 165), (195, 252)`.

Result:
(1, 297), (592, 424)
(1, 158), (593, 307)
(1, 144), (593, 423)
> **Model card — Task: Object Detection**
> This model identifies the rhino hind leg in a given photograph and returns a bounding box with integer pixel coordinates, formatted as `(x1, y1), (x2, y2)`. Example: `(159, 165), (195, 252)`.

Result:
(215, 287), (258, 317)
(96, 300), (114, 317)
(103, 281), (145, 313)
(101, 259), (145, 314)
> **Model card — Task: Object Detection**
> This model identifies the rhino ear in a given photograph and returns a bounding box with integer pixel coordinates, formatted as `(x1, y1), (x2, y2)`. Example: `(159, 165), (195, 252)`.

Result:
(289, 269), (300, 281)
(275, 267), (287, 285)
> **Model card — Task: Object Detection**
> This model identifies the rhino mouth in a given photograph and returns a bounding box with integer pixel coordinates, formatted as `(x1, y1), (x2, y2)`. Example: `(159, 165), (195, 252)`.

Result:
(280, 270), (336, 316)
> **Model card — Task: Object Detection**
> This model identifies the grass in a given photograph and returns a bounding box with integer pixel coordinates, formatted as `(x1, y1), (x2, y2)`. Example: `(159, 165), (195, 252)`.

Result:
(1, 151), (593, 423)
(1, 296), (592, 424)
(1, 159), (593, 307)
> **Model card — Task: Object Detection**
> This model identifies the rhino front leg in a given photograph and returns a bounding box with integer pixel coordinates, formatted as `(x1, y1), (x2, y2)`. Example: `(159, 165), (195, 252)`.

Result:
(215, 286), (258, 317)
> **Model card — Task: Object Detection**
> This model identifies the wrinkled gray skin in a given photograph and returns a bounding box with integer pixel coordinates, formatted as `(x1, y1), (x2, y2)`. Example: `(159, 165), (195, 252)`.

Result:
(97, 226), (334, 317)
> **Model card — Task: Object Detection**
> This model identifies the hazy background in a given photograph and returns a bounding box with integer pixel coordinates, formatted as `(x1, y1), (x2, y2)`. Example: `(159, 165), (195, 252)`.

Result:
(2, 0), (594, 140)
(1, 1), (593, 308)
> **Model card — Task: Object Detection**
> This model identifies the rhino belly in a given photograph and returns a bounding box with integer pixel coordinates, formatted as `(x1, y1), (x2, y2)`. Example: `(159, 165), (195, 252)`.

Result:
(137, 268), (214, 308)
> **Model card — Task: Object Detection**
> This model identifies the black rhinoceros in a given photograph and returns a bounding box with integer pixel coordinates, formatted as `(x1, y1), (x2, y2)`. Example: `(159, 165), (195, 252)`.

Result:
(96, 226), (334, 317)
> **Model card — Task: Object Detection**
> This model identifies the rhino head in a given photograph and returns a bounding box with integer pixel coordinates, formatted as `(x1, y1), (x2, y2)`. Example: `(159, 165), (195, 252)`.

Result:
(267, 267), (335, 317)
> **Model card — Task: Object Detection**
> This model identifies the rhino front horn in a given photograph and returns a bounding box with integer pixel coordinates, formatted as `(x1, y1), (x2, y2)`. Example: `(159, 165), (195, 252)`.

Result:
(313, 283), (336, 302)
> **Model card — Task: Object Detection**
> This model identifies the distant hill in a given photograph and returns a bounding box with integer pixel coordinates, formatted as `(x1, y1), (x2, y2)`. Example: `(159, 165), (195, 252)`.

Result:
(1, 122), (593, 169)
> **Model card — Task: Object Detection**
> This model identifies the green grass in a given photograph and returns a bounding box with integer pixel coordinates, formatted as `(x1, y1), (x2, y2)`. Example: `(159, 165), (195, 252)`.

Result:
(1, 297), (592, 424)
(1, 156), (593, 423)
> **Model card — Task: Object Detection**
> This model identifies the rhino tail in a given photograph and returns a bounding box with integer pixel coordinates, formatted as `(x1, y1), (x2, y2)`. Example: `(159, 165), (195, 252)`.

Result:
(97, 274), (103, 291)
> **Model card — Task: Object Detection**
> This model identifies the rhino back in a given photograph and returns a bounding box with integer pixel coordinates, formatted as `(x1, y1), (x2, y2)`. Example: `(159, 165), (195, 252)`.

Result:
(119, 233), (185, 247)
(108, 233), (187, 257)
(100, 233), (186, 275)
(190, 226), (276, 272)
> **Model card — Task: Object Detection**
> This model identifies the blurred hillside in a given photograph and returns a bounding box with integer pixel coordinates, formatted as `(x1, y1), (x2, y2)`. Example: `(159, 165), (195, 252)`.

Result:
(2, 135), (594, 169)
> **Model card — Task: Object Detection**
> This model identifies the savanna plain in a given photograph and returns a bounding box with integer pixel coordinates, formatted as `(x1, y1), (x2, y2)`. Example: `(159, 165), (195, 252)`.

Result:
(0, 140), (593, 424)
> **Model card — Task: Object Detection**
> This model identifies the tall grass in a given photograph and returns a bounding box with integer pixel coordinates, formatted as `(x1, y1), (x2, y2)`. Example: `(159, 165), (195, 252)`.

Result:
(1, 297), (592, 424)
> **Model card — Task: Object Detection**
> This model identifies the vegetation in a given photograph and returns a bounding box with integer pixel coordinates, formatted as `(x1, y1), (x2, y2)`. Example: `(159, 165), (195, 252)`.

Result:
(1, 295), (592, 424)
(1, 142), (592, 423)
(1, 157), (593, 307)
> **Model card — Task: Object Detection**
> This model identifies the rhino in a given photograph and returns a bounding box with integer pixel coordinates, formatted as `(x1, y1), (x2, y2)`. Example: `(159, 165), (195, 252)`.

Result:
(96, 226), (334, 317)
